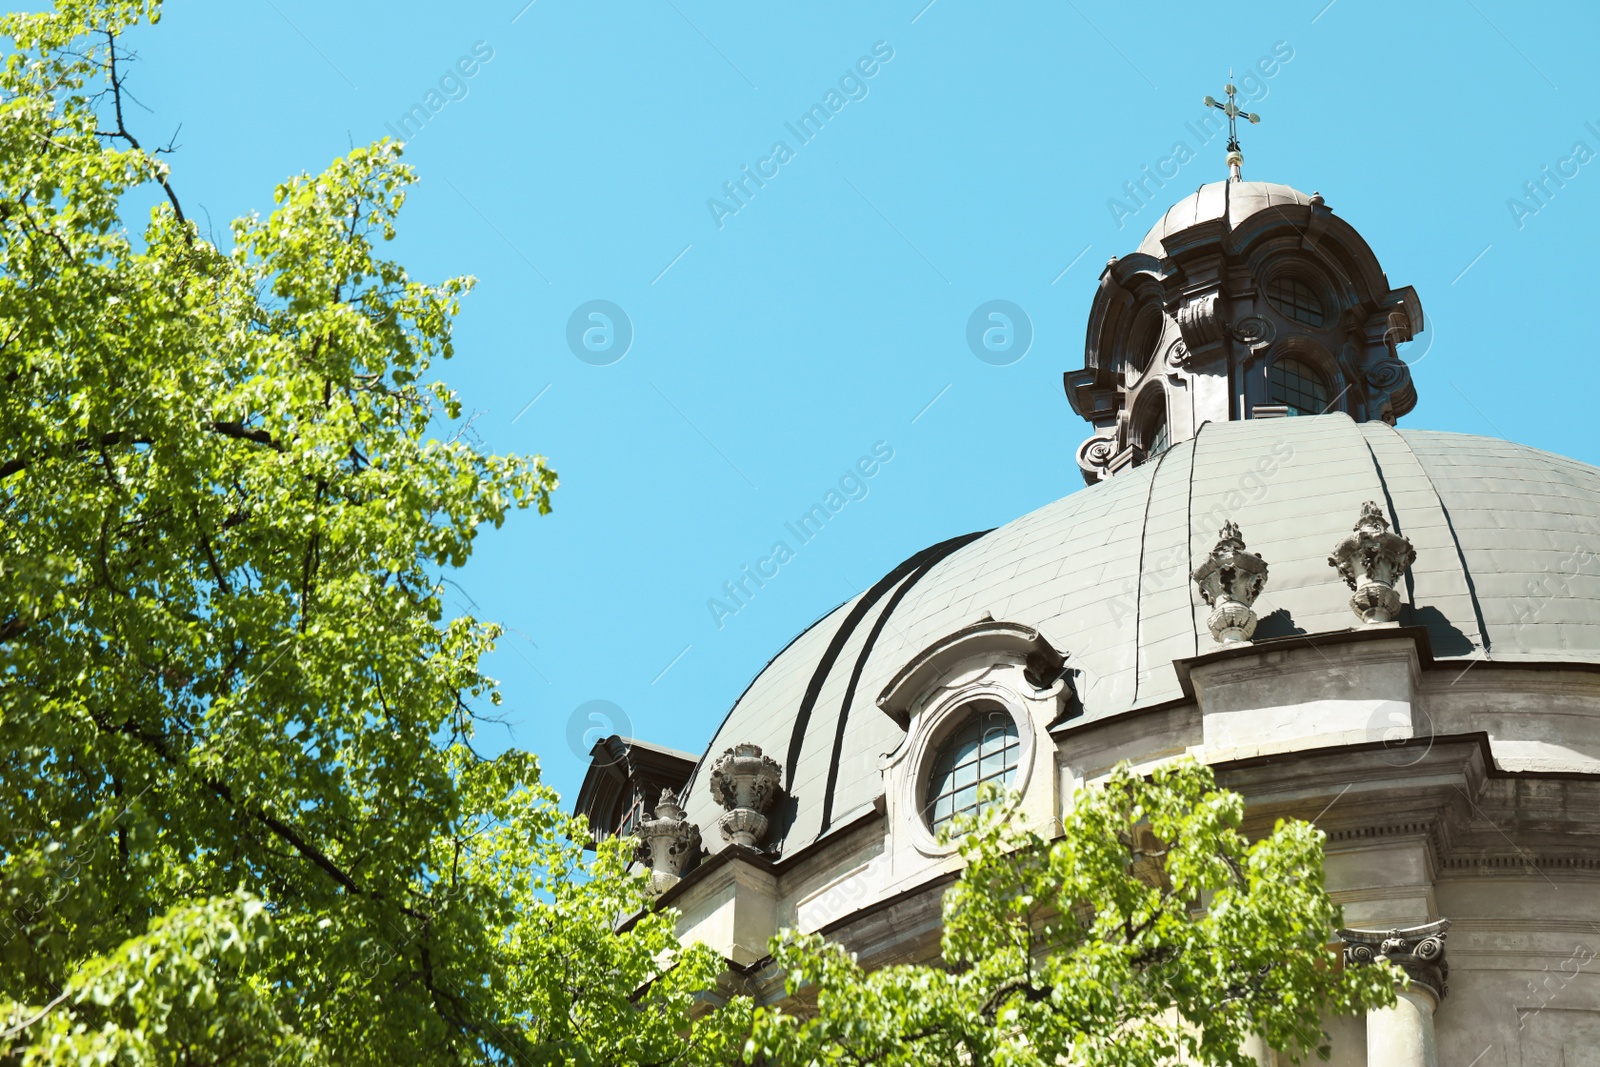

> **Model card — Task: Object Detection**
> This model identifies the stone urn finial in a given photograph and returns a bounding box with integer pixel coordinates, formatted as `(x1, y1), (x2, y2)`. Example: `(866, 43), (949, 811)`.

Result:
(1328, 501), (1416, 624)
(708, 743), (782, 850)
(633, 788), (700, 893)
(1192, 521), (1269, 643)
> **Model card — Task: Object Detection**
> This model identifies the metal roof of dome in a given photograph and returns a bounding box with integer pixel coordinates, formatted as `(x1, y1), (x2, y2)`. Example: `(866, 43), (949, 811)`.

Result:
(1137, 180), (1316, 257)
(676, 414), (1600, 857)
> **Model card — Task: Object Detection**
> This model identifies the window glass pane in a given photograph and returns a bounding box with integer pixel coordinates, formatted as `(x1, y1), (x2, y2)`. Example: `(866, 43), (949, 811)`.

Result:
(924, 708), (1021, 834)
(1268, 356), (1331, 416)
(979, 746), (1007, 777)
(1266, 276), (1325, 327)
(954, 758), (978, 788)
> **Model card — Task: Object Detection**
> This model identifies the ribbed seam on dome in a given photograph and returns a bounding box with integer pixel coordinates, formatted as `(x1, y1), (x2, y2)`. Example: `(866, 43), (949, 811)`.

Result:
(813, 544), (958, 843)
(1185, 420), (1208, 659)
(1379, 423), (1492, 654)
(1360, 430), (1418, 610)
(1131, 442), (1181, 706)
(774, 530), (991, 851)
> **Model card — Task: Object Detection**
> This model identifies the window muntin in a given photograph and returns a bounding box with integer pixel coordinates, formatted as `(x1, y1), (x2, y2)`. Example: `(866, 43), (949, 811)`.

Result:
(923, 708), (1020, 833)
(1268, 356), (1331, 416)
(614, 788), (648, 839)
(1265, 276), (1326, 328)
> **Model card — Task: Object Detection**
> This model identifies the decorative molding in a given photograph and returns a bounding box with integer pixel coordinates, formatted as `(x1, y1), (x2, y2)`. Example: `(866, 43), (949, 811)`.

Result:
(1340, 919), (1451, 1000)
(1328, 501), (1416, 624)
(633, 788), (701, 892)
(890, 682), (1039, 859)
(1439, 853), (1600, 872)
(1326, 821), (1439, 843)
(1192, 521), (1269, 643)
(709, 744), (783, 850)
(1166, 338), (1191, 368)
(877, 619), (1071, 729)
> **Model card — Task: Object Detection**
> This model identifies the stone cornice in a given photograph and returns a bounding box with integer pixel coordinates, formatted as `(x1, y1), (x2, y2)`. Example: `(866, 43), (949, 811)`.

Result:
(1171, 624), (1436, 701)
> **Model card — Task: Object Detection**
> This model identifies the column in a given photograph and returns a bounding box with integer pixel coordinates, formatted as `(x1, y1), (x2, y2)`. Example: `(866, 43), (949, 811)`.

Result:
(1365, 986), (1438, 1067)
(1339, 919), (1450, 1067)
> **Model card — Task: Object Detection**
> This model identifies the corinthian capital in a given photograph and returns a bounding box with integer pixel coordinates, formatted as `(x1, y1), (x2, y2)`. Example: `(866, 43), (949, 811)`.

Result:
(1339, 918), (1451, 1000)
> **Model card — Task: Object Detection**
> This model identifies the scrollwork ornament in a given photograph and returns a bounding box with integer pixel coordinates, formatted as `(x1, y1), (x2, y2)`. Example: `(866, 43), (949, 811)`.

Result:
(1232, 315), (1276, 346)
(1366, 358), (1408, 391)
(1339, 919), (1451, 1000)
(1076, 433), (1119, 482)
(1345, 942), (1379, 966)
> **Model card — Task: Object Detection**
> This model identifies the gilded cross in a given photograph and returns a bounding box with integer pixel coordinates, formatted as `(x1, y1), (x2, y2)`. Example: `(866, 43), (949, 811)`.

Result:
(1203, 75), (1261, 154)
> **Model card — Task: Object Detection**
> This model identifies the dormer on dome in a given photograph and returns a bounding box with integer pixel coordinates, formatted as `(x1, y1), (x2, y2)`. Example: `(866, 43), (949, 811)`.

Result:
(1066, 179), (1424, 484)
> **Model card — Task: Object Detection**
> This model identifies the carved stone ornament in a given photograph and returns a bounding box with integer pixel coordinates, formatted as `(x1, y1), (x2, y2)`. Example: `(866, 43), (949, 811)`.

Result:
(1075, 432), (1119, 483)
(1176, 291), (1224, 347)
(1166, 338), (1191, 368)
(1339, 919), (1451, 1000)
(1328, 501), (1416, 624)
(1231, 315), (1276, 347)
(1191, 521), (1269, 643)
(709, 743), (782, 850)
(633, 788), (701, 892)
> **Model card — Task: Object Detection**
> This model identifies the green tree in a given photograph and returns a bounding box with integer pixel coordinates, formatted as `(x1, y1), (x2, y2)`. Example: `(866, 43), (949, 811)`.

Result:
(753, 761), (1398, 1066)
(0, 3), (747, 1064)
(0, 6), (1397, 1066)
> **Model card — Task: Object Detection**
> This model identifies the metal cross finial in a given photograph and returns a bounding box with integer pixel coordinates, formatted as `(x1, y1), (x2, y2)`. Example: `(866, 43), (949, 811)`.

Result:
(1203, 73), (1260, 181)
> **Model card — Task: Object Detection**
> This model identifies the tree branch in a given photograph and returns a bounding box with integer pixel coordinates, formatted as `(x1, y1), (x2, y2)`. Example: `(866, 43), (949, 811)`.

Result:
(102, 31), (185, 227)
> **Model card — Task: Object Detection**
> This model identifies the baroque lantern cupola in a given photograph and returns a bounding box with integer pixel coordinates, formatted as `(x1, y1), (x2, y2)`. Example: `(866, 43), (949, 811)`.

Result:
(1066, 93), (1422, 483)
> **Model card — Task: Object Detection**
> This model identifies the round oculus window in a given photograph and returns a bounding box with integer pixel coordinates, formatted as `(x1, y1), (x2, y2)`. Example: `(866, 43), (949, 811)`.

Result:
(923, 707), (1021, 833)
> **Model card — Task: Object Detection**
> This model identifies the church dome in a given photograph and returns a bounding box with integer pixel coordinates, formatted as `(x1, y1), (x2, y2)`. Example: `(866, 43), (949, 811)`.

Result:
(675, 413), (1600, 857)
(1136, 179), (1317, 257)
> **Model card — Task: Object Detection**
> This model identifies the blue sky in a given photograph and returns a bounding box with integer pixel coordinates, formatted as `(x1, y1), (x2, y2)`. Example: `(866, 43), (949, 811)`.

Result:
(114, 0), (1600, 802)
